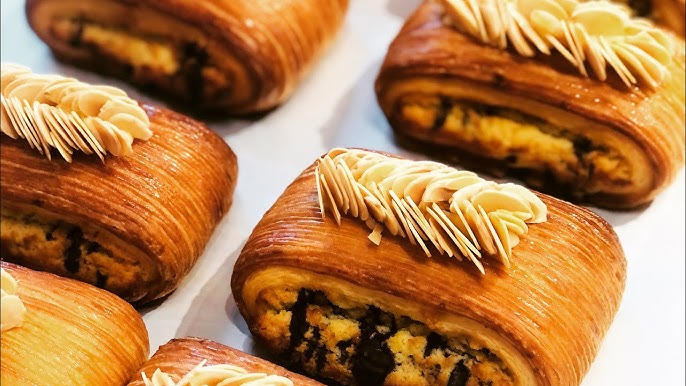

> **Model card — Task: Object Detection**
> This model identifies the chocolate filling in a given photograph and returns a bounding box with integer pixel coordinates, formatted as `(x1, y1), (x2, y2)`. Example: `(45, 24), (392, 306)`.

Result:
(64, 227), (84, 273)
(395, 96), (629, 201)
(276, 288), (512, 385)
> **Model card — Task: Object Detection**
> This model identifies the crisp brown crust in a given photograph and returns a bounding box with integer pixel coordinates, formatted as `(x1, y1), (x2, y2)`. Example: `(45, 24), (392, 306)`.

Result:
(652, 0), (686, 36)
(126, 337), (324, 386)
(25, 0), (349, 114)
(375, 0), (685, 209)
(0, 104), (237, 304)
(231, 155), (627, 386)
(0, 261), (149, 385)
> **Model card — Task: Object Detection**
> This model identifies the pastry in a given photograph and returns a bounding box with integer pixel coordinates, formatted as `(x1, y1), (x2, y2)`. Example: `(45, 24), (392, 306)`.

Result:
(1, 261), (149, 385)
(624, 0), (685, 36)
(231, 148), (627, 385)
(127, 337), (324, 386)
(25, 0), (349, 114)
(1, 64), (238, 304)
(375, 0), (685, 209)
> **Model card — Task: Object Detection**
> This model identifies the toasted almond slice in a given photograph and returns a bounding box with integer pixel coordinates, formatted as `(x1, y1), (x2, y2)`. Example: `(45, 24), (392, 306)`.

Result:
(1, 100), (19, 138)
(7, 97), (41, 151)
(319, 156), (345, 208)
(481, 206), (509, 267)
(20, 99), (51, 157)
(315, 169), (326, 219)
(391, 194), (417, 246)
(374, 184), (404, 237)
(490, 212), (512, 260)
(338, 163), (358, 217)
(463, 199), (496, 255)
(428, 216), (454, 258)
(340, 160), (369, 221)
(368, 223), (384, 245)
(321, 174), (341, 225)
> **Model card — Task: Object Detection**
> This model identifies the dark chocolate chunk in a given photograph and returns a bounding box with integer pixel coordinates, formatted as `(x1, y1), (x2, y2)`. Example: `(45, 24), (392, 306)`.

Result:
(95, 270), (108, 288)
(288, 289), (312, 349)
(68, 18), (84, 47)
(573, 137), (593, 160)
(424, 332), (448, 357)
(447, 360), (470, 386)
(431, 97), (452, 131)
(337, 339), (355, 364)
(504, 155), (518, 165)
(45, 223), (59, 241)
(181, 42), (208, 103)
(352, 332), (394, 385)
(63, 227), (83, 273)
(85, 240), (103, 255)
(303, 326), (321, 361)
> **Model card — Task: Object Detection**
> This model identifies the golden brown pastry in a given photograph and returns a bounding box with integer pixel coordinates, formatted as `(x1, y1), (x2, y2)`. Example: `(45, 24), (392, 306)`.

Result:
(1, 65), (238, 304)
(127, 337), (324, 386)
(1, 261), (149, 385)
(627, 0), (686, 36)
(375, 0), (685, 209)
(25, 0), (349, 114)
(232, 148), (627, 386)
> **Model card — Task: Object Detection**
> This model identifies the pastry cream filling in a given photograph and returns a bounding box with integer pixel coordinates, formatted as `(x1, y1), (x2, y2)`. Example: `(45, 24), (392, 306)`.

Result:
(1, 268), (27, 332)
(0, 63), (151, 161)
(315, 148), (547, 274)
(440, 0), (674, 88)
(142, 360), (293, 386)
(397, 96), (633, 192)
(255, 287), (514, 386)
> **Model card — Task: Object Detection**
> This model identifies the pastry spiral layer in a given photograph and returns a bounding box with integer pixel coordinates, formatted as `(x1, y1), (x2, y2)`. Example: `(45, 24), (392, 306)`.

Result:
(127, 338), (324, 386)
(232, 150), (627, 386)
(0, 261), (149, 386)
(1, 104), (237, 304)
(25, 0), (349, 114)
(375, 0), (685, 209)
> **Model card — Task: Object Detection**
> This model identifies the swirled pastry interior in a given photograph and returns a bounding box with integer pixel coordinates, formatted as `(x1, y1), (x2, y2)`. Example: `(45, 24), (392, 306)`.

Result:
(0, 261), (149, 385)
(232, 149), (627, 386)
(26, 0), (349, 114)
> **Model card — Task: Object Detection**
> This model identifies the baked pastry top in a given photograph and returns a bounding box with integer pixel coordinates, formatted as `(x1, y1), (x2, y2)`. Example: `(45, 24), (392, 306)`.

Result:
(1, 65), (238, 303)
(25, 0), (349, 114)
(232, 148), (627, 386)
(127, 337), (324, 386)
(1, 261), (149, 386)
(375, 0), (685, 209)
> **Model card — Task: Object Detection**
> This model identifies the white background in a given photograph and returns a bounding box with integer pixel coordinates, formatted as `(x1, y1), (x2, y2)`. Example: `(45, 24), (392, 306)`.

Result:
(2, 1), (684, 385)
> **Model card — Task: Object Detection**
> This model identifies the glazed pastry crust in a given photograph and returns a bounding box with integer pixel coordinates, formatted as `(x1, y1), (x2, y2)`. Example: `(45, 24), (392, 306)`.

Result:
(652, 0), (686, 36)
(375, 0), (685, 209)
(232, 159), (627, 386)
(0, 104), (237, 304)
(0, 261), (149, 386)
(126, 337), (324, 386)
(25, 0), (349, 114)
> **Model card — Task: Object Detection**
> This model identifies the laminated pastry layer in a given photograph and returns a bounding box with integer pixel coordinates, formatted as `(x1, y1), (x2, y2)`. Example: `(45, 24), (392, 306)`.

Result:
(0, 262), (149, 386)
(232, 164), (627, 386)
(0, 105), (238, 304)
(375, 0), (685, 209)
(26, 0), (349, 114)
(126, 338), (324, 386)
